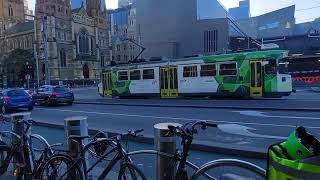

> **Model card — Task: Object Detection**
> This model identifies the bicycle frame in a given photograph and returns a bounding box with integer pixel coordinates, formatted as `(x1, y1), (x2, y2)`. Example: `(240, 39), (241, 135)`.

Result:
(60, 137), (133, 180)
(0, 130), (52, 178)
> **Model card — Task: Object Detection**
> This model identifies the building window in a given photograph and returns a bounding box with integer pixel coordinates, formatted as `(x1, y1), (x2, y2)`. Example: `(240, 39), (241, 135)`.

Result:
(60, 49), (67, 67)
(118, 71), (128, 81)
(200, 64), (216, 77)
(219, 63), (237, 76)
(79, 29), (89, 54)
(143, 69), (154, 80)
(117, 45), (120, 51)
(58, 32), (61, 39)
(90, 37), (94, 55)
(204, 30), (218, 53)
(8, 6), (13, 16)
(24, 40), (28, 49)
(100, 54), (105, 67)
(183, 66), (198, 77)
(117, 55), (121, 61)
(130, 70), (141, 80)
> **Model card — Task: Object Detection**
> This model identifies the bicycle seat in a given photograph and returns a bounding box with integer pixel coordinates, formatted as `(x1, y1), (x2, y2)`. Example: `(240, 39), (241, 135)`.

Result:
(68, 135), (90, 143)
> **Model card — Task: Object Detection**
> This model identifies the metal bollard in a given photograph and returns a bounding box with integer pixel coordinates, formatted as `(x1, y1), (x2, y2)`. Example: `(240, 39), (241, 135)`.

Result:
(64, 116), (88, 157)
(154, 122), (181, 180)
(64, 116), (89, 175)
(10, 112), (31, 177)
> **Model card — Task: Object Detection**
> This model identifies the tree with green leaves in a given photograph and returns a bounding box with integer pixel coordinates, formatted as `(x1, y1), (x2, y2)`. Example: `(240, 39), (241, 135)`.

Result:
(2, 49), (35, 88)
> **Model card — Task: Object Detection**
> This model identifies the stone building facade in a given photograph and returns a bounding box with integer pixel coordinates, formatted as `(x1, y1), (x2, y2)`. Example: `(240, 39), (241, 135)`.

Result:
(0, 0), (25, 36)
(35, 0), (109, 84)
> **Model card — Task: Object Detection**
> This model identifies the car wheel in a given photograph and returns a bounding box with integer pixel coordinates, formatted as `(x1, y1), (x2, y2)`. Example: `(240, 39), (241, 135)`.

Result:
(28, 106), (34, 111)
(68, 101), (74, 106)
(45, 98), (51, 106)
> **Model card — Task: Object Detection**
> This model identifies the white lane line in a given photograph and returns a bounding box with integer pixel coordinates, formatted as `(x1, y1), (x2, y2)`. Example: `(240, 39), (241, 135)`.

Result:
(35, 108), (320, 129)
(234, 110), (320, 120)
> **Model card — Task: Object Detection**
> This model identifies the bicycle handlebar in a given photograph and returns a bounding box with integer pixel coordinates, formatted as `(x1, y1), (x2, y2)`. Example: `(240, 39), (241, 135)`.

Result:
(169, 121), (218, 138)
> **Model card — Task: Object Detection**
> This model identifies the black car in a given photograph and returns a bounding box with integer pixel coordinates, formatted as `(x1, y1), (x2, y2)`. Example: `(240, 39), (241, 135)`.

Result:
(33, 85), (74, 105)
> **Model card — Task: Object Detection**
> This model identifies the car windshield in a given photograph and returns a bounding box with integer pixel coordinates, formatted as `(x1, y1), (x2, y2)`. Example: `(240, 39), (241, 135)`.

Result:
(7, 90), (28, 97)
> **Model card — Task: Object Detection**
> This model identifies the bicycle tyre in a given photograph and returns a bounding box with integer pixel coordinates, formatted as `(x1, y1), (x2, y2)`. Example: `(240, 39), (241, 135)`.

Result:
(0, 141), (13, 176)
(39, 154), (84, 180)
(190, 159), (266, 180)
(118, 162), (147, 180)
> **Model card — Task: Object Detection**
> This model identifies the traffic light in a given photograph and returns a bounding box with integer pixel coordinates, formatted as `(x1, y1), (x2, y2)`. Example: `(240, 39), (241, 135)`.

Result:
(25, 63), (34, 74)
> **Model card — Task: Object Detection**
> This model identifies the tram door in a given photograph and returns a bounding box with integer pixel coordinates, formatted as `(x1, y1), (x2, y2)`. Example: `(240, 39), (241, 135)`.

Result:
(160, 66), (178, 97)
(103, 72), (112, 96)
(250, 61), (263, 97)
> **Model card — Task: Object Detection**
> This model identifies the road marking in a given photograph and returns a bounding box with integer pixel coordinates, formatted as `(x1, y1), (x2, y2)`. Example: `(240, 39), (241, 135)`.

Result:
(219, 124), (286, 140)
(233, 110), (320, 120)
(35, 108), (320, 129)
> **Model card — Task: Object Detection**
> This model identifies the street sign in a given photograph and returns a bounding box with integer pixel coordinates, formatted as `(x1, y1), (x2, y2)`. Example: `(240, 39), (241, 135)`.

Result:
(25, 74), (31, 80)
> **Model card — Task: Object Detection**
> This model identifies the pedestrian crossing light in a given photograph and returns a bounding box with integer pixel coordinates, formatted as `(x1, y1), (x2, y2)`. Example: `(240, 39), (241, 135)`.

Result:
(25, 62), (34, 74)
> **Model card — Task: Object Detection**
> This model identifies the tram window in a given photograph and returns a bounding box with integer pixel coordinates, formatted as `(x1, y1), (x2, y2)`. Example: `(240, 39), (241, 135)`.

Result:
(130, 70), (141, 80)
(143, 69), (155, 79)
(278, 61), (289, 74)
(118, 71), (128, 81)
(183, 66), (198, 77)
(219, 63), (237, 76)
(200, 64), (216, 77)
(265, 59), (277, 74)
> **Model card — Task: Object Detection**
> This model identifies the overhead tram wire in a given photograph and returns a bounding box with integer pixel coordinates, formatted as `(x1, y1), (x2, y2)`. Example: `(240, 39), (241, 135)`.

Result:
(216, 0), (262, 47)
(296, 5), (320, 11)
(227, 15), (262, 46)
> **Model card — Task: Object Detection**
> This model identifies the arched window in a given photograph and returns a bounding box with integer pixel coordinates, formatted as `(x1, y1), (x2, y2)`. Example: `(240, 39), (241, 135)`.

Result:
(8, 5), (13, 16)
(24, 39), (28, 49)
(100, 53), (105, 67)
(60, 49), (66, 67)
(79, 29), (89, 54)
(14, 40), (18, 49)
(83, 64), (89, 79)
(19, 39), (23, 49)
(28, 38), (32, 48)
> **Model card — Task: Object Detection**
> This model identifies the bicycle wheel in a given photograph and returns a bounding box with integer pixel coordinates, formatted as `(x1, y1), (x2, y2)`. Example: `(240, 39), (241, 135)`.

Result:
(190, 159), (266, 180)
(118, 162), (147, 180)
(39, 154), (84, 180)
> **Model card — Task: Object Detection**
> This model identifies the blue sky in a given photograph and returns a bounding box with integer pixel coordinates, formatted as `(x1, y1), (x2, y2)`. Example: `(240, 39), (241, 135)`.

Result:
(28, 0), (319, 23)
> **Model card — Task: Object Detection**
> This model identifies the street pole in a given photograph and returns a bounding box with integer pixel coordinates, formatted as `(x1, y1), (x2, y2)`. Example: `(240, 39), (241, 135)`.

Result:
(42, 16), (50, 85)
(33, 18), (40, 88)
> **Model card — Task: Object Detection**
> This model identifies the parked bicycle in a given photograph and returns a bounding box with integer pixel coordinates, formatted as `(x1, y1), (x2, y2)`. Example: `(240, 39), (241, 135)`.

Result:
(39, 129), (147, 180)
(0, 116), (59, 179)
(127, 121), (266, 180)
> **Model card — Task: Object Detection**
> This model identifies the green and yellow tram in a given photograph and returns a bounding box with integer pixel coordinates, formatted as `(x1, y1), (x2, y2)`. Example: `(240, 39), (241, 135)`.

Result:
(101, 50), (292, 98)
